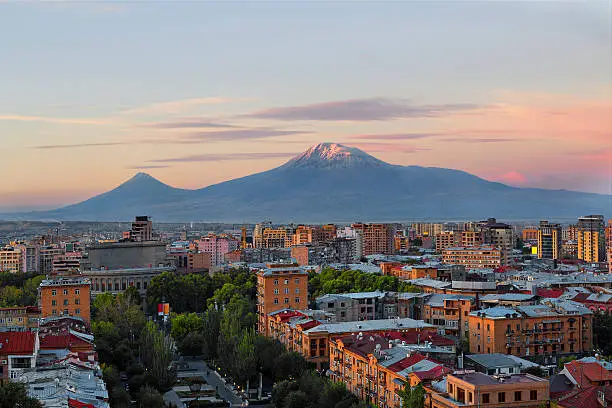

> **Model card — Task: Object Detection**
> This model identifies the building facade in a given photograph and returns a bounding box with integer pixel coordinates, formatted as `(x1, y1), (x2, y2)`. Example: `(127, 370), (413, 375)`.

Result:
(442, 246), (502, 269)
(0, 247), (22, 273)
(577, 215), (606, 262)
(537, 221), (562, 260)
(352, 223), (395, 255)
(39, 277), (92, 324)
(196, 233), (240, 266)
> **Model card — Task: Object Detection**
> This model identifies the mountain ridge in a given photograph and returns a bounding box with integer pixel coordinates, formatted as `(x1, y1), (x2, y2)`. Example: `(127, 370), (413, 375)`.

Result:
(1, 143), (610, 222)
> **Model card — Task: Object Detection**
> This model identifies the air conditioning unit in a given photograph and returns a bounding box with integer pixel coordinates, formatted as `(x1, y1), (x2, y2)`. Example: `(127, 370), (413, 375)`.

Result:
(1, 360), (7, 365)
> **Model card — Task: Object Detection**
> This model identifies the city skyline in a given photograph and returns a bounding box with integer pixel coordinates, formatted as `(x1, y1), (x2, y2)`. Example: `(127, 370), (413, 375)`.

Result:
(1, 1), (611, 210)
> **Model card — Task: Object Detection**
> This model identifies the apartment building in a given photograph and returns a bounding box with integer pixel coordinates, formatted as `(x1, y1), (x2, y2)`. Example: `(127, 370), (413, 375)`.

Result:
(316, 291), (398, 322)
(39, 277), (92, 324)
(435, 231), (461, 253)
(265, 310), (434, 369)
(468, 300), (592, 365)
(412, 223), (444, 237)
(422, 294), (475, 339)
(0, 331), (39, 382)
(479, 219), (513, 265)
(430, 372), (549, 408)
(461, 231), (482, 247)
(196, 233), (240, 265)
(0, 306), (40, 331)
(329, 334), (451, 408)
(605, 219), (612, 272)
(537, 220), (562, 260)
(256, 263), (309, 334)
(352, 223), (395, 255)
(0, 247), (22, 273)
(129, 215), (153, 241)
(442, 246), (502, 269)
(52, 252), (82, 275)
(577, 215), (606, 262)
(522, 227), (539, 242)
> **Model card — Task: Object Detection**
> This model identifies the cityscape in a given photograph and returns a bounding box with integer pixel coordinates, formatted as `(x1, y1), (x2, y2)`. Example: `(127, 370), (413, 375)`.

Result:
(1, 2), (611, 408)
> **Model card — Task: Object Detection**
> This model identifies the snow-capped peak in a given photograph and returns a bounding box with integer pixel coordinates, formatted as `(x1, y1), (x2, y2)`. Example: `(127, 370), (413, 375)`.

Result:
(283, 142), (388, 169)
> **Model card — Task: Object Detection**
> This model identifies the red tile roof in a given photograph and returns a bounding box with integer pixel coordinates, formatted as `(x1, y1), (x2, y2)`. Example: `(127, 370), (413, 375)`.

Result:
(40, 333), (92, 351)
(298, 320), (321, 331)
(387, 354), (428, 373)
(564, 361), (612, 388)
(536, 288), (564, 298)
(385, 330), (455, 347)
(412, 365), (452, 381)
(68, 399), (95, 408)
(0, 331), (36, 355)
(558, 386), (612, 408)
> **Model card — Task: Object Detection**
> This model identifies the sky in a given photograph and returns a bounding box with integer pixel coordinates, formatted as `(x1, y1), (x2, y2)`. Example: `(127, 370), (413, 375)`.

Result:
(0, 1), (611, 211)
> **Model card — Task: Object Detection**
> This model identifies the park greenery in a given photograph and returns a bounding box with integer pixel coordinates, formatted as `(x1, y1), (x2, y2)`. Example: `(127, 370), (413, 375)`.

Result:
(397, 383), (426, 408)
(0, 381), (43, 408)
(308, 267), (420, 299)
(0, 272), (45, 307)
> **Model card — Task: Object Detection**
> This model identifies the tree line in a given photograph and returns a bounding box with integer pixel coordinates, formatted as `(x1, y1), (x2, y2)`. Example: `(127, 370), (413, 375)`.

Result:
(0, 272), (44, 307)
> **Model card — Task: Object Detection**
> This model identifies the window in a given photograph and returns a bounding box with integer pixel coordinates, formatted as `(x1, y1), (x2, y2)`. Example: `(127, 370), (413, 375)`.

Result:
(52, 290), (56, 296)
(75, 308), (80, 315)
(63, 299), (69, 306)
(341, 303), (345, 307)
(477, 323), (480, 330)
(63, 289), (68, 295)
(284, 288), (289, 294)
(273, 298), (279, 305)
(514, 391), (521, 401)
(295, 297), (300, 303)
(52, 309), (57, 315)
(482, 393), (489, 403)
(284, 279), (289, 285)
(487, 336), (490, 343)
(274, 280), (279, 285)
(75, 299), (80, 305)
(63, 309), (68, 315)
(274, 289), (279, 295)
(75, 289), (80, 295)
(295, 288), (300, 294)
(295, 279), (300, 284)
(498, 392), (505, 403)
(284, 298), (289, 304)
(487, 324), (490, 331)
(52, 300), (57, 306)
(530, 390), (537, 400)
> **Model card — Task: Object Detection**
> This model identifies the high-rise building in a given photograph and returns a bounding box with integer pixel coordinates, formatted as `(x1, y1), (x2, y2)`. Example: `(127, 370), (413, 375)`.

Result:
(442, 246), (502, 269)
(129, 216), (153, 242)
(522, 226), (539, 242)
(256, 263), (308, 334)
(577, 215), (606, 262)
(39, 277), (92, 324)
(537, 220), (562, 260)
(563, 224), (579, 241)
(479, 218), (513, 265)
(461, 230), (482, 247)
(351, 223), (395, 255)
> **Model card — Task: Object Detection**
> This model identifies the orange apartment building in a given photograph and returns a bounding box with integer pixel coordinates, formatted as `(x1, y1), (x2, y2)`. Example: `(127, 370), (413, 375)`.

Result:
(442, 246), (502, 269)
(352, 223), (395, 255)
(436, 231), (461, 253)
(266, 309), (435, 369)
(461, 231), (482, 247)
(468, 300), (593, 364)
(607, 219), (612, 272)
(39, 277), (92, 324)
(329, 334), (451, 408)
(430, 371), (549, 408)
(422, 294), (476, 340)
(381, 262), (439, 281)
(577, 215), (606, 262)
(256, 263), (309, 335)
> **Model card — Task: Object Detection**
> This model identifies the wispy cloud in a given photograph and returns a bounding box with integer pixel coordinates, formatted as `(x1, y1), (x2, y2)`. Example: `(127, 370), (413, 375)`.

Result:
(441, 137), (520, 143)
(185, 128), (309, 142)
(120, 97), (247, 116)
(243, 98), (482, 122)
(141, 120), (238, 129)
(148, 152), (297, 163)
(353, 132), (442, 140)
(125, 165), (171, 170)
(32, 142), (125, 150)
(0, 114), (107, 125)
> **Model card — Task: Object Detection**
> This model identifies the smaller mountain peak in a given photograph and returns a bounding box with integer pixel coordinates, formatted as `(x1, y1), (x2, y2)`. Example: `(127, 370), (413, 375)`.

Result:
(283, 142), (388, 169)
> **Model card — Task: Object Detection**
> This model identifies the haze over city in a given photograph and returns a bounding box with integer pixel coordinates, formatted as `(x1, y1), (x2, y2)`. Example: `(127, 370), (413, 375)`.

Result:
(1, 1), (611, 211)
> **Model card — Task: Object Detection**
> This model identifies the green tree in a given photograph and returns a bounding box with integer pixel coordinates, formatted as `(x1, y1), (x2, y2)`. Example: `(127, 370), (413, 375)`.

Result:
(140, 322), (176, 392)
(0, 286), (23, 307)
(110, 385), (131, 408)
(0, 382), (43, 408)
(170, 312), (203, 343)
(285, 390), (310, 408)
(202, 308), (221, 360)
(235, 328), (258, 386)
(179, 332), (206, 357)
(274, 352), (308, 381)
(398, 382), (425, 408)
(593, 312), (612, 356)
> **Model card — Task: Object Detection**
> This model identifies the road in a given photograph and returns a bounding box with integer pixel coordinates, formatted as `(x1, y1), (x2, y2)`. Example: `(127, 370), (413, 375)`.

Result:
(182, 359), (245, 407)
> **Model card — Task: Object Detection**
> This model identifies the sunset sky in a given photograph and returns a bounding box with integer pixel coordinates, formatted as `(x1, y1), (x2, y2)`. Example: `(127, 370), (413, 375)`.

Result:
(1, 1), (611, 211)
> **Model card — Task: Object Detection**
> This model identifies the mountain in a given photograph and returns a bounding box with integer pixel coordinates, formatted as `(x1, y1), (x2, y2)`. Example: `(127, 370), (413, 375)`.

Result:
(2, 143), (610, 222)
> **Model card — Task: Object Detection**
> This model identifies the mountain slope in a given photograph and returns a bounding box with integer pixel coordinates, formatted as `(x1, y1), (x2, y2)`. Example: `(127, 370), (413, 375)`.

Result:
(2, 143), (610, 222)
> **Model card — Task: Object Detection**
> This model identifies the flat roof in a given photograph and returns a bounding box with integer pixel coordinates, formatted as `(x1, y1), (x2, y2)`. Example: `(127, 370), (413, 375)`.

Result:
(451, 372), (547, 386)
(305, 317), (433, 334)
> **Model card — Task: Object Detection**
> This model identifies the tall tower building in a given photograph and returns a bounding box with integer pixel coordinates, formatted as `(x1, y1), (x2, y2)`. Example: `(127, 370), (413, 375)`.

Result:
(479, 218), (513, 265)
(577, 215), (605, 262)
(130, 216), (153, 242)
(537, 220), (562, 260)
(605, 220), (612, 272)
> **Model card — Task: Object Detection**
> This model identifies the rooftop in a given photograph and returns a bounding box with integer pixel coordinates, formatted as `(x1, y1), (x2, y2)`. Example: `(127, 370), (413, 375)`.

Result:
(0, 331), (37, 354)
(305, 317), (433, 335)
(451, 372), (547, 386)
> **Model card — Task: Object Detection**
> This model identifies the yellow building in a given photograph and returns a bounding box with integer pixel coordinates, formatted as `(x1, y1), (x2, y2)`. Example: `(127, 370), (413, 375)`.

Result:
(537, 221), (562, 260)
(0, 247), (22, 273)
